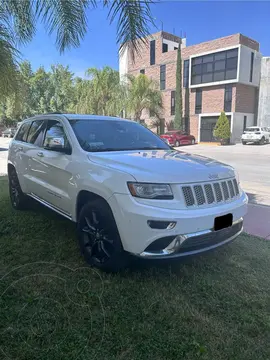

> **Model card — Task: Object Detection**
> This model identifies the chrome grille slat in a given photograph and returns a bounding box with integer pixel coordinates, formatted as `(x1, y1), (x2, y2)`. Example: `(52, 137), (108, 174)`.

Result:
(213, 183), (223, 202)
(233, 179), (239, 195)
(182, 178), (240, 207)
(182, 186), (195, 206)
(204, 184), (215, 204)
(221, 181), (229, 200)
(193, 185), (206, 205)
(228, 180), (235, 197)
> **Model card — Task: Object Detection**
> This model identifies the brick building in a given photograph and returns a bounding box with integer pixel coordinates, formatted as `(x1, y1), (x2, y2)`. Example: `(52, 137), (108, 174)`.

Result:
(119, 31), (262, 143)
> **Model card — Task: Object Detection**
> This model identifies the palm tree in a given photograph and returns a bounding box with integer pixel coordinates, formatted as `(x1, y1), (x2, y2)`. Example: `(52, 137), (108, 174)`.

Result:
(86, 67), (124, 116)
(0, 0), (154, 98)
(126, 74), (163, 121)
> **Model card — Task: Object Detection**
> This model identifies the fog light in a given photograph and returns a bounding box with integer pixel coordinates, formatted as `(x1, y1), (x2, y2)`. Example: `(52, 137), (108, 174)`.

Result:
(147, 220), (176, 230)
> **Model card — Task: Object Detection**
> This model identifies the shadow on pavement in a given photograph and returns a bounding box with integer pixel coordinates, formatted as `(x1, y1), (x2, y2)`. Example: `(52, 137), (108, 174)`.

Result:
(0, 147), (8, 152)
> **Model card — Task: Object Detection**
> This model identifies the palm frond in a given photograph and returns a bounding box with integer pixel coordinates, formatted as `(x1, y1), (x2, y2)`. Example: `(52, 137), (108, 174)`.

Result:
(105, 0), (155, 60)
(35, 0), (91, 52)
(1, 0), (35, 44)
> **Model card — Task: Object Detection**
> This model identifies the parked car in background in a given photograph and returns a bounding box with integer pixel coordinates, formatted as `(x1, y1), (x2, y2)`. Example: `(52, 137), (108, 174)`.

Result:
(241, 127), (270, 145)
(8, 114), (247, 272)
(160, 130), (196, 147)
(2, 128), (16, 138)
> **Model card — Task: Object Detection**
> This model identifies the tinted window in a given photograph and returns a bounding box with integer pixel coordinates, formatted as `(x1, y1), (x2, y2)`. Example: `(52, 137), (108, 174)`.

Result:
(195, 89), (202, 114)
(15, 122), (31, 142)
(43, 120), (69, 148)
(160, 64), (166, 90)
(162, 43), (168, 53)
(150, 40), (155, 65)
(27, 120), (47, 146)
(69, 119), (170, 152)
(191, 48), (238, 85)
(183, 59), (190, 88)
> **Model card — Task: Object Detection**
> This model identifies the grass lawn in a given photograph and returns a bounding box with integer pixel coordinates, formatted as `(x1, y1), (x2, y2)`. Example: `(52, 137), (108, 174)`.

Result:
(1, 176), (270, 360)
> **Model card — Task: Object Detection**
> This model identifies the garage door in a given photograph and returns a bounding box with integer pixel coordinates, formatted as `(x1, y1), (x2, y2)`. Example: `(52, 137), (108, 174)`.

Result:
(200, 116), (231, 142)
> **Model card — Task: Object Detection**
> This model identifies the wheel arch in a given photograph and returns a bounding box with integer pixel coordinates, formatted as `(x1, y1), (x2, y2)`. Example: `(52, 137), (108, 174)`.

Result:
(75, 190), (114, 223)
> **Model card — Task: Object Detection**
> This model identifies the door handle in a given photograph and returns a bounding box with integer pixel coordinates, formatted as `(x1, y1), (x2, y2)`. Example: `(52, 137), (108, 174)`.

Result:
(37, 151), (44, 157)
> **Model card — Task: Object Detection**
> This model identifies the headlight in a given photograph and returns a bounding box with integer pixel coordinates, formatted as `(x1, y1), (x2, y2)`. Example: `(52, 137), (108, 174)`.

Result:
(127, 182), (173, 199)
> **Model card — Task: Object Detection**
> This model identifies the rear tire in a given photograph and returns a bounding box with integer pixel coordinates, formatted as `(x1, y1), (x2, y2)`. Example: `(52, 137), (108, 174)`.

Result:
(175, 140), (180, 147)
(8, 167), (28, 210)
(260, 137), (265, 145)
(77, 200), (128, 272)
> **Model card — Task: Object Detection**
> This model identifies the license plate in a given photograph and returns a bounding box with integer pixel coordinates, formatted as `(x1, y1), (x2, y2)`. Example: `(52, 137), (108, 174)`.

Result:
(214, 214), (233, 231)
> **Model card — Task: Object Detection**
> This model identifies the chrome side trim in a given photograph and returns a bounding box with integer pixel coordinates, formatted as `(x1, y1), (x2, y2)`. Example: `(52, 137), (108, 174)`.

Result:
(140, 218), (243, 258)
(28, 193), (72, 221)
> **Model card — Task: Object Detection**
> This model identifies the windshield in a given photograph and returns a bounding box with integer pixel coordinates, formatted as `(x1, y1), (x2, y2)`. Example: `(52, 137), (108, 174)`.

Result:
(69, 119), (170, 152)
(245, 127), (260, 132)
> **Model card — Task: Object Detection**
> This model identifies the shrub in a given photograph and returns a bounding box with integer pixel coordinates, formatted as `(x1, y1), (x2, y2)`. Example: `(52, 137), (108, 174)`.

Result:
(213, 111), (231, 141)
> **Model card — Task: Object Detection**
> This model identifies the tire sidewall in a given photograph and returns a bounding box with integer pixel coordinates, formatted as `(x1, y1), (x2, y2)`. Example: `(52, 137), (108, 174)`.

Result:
(77, 200), (127, 272)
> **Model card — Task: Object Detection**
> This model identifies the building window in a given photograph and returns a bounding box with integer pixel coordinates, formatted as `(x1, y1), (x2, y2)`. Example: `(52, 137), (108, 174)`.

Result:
(171, 91), (176, 115)
(160, 64), (166, 90)
(224, 84), (232, 112)
(150, 40), (155, 65)
(250, 52), (254, 82)
(243, 116), (247, 132)
(183, 59), (190, 88)
(162, 43), (168, 53)
(195, 89), (202, 114)
(140, 69), (145, 74)
(191, 48), (238, 85)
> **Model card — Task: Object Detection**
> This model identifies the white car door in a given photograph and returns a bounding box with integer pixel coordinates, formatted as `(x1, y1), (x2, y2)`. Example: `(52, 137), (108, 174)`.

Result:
(28, 119), (73, 216)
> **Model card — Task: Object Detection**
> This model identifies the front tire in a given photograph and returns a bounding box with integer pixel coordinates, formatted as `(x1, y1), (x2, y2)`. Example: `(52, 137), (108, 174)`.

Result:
(175, 140), (180, 147)
(242, 140), (247, 145)
(8, 167), (28, 210)
(77, 200), (128, 272)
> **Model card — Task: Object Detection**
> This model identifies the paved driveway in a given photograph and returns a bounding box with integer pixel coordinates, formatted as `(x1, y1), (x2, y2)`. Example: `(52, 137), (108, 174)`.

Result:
(178, 143), (270, 206)
(0, 137), (10, 176)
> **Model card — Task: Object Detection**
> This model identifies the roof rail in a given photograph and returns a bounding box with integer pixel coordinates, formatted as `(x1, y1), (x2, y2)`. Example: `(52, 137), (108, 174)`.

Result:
(45, 112), (62, 114)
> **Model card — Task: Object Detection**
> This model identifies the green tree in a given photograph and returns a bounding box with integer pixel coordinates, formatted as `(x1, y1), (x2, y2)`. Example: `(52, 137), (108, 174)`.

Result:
(0, 0), (154, 98)
(174, 42), (182, 129)
(126, 74), (163, 121)
(213, 111), (231, 142)
(86, 67), (123, 116)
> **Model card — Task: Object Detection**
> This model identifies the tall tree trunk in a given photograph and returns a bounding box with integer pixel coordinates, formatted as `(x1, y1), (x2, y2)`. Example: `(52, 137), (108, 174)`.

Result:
(174, 41), (182, 130)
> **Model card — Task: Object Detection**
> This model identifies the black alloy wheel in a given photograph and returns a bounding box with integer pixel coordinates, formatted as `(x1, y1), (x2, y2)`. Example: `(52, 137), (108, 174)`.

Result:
(78, 200), (127, 272)
(9, 168), (27, 210)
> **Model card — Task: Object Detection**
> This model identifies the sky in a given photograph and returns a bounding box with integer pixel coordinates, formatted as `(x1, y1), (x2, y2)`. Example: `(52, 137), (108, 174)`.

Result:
(20, 1), (270, 77)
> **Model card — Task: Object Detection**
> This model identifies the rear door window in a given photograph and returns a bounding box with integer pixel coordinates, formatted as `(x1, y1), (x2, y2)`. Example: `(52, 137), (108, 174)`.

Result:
(15, 122), (31, 142)
(27, 120), (47, 146)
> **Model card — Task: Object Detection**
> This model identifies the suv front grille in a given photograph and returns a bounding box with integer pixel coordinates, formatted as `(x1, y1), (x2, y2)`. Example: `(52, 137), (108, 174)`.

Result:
(182, 178), (240, 207)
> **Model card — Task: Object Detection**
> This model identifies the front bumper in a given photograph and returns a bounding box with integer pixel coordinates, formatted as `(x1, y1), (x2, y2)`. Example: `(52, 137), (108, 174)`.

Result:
(140, 218), (243, 258)
(109, 192), (248, 255)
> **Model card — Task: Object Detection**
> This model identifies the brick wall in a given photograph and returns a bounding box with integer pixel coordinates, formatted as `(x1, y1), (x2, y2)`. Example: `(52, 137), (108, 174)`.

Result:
(235, 84), (256, 113)
(125, 31), (259, 135)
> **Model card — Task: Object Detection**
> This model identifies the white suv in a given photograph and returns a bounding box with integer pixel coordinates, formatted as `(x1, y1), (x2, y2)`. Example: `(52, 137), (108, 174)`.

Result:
(8, 114), (248, 271)
(241, 126), (270, 145)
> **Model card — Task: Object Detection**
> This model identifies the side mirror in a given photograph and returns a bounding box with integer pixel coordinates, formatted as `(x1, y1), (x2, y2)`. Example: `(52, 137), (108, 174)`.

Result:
(44, 137), (71, 154)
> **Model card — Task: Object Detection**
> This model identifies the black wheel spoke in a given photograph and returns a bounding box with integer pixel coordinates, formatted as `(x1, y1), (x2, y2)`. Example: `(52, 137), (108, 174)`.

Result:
(100, 241), (110, 257)
(84, 217), (96, 232)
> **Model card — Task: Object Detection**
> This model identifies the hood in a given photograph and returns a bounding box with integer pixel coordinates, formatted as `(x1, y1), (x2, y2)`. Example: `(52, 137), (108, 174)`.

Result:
(89, 149), (235, 183)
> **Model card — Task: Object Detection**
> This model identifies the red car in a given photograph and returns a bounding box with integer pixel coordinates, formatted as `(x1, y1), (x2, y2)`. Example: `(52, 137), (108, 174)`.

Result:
(160, 130), (196, 147)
